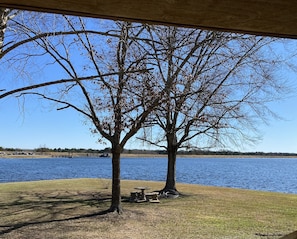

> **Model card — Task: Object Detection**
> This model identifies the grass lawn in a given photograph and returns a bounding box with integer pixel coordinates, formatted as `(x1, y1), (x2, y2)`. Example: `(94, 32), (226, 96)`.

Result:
(0, 178), (296, 239)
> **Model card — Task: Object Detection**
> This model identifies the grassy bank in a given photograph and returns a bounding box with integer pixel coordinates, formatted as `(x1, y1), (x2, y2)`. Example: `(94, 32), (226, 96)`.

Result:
(0, 179), (296, 239)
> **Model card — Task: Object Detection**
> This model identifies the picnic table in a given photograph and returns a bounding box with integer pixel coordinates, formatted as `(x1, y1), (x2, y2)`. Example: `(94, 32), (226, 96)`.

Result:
(134, 186), (149, 200)
(130, 186), (159, 203)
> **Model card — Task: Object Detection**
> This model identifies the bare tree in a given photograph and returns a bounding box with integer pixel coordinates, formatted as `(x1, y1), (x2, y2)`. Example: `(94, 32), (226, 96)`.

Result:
(139, 26), (290, 195)
(1, 13), (163, 213)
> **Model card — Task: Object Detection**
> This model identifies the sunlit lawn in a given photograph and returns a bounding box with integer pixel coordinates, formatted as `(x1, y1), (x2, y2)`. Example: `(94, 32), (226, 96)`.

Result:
(0, 178), (296, 239)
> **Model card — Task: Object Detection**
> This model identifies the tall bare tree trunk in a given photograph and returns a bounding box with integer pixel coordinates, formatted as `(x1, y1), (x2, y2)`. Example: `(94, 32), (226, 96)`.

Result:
(109, 144), (123, 213)
(162, 132), (179, 195)
(164, 143), (177, 191)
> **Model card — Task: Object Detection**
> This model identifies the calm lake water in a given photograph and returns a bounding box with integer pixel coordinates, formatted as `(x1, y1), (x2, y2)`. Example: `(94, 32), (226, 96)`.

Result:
(0, 156), (296, 194)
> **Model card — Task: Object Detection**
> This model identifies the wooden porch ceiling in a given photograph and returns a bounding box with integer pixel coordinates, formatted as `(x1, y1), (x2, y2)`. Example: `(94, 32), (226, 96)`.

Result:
(0, 0), (297, 39)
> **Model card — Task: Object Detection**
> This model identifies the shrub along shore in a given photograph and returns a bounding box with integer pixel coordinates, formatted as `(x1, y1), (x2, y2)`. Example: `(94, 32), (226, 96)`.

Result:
(0, 178), (296, 239)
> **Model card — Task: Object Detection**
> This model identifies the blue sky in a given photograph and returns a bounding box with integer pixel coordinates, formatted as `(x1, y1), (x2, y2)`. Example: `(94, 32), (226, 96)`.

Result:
(249, 95), (297, 153)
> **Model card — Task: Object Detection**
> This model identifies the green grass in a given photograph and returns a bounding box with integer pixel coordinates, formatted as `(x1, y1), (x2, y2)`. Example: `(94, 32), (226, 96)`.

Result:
(0, 178), (296, 239)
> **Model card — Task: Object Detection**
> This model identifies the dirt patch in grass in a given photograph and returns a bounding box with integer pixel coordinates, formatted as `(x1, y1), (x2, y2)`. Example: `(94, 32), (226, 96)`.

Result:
(0, 179), (296, 239)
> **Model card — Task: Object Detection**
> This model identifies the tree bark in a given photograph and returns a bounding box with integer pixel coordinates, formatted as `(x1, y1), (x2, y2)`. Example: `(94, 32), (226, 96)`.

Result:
(164, 145), (177, 191)
(163, 132), (179, 194)
(0, 8), (9, 53)
(109, 145), (123, 213)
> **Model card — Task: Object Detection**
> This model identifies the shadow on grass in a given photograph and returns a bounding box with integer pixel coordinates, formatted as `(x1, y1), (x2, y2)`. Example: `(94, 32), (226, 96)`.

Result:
(0, 191), (115, 235)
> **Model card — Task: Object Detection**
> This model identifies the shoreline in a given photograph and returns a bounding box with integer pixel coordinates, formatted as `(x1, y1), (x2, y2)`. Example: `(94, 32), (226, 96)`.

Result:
(1, 152), (297, 159)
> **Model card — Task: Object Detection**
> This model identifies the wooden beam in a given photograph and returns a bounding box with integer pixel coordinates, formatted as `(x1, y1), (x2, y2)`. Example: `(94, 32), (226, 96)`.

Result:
(1, 0), (297, 39)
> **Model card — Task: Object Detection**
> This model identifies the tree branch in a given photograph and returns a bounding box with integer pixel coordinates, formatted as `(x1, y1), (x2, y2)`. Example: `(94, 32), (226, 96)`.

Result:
(0, 68), (152, 100)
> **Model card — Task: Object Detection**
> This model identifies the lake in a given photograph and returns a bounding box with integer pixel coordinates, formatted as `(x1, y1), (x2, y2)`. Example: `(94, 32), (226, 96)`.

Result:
(0, 156), (296, 194)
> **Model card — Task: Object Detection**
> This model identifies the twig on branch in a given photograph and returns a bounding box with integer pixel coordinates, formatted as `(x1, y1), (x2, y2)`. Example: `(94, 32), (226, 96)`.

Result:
(57, 105), (70, 110)
(17, 92), (91, 118)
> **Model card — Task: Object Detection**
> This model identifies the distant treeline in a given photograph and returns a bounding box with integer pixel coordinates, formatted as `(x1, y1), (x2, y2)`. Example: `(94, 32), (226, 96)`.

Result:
(0, 147), (106, 154)
(1, 146), (297, 157)
(177, 150), (297, 157)
(123, 148), (297, 157)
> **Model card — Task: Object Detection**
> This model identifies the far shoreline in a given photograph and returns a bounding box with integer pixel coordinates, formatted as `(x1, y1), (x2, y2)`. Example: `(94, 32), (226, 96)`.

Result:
(1, 151), (297, 159)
